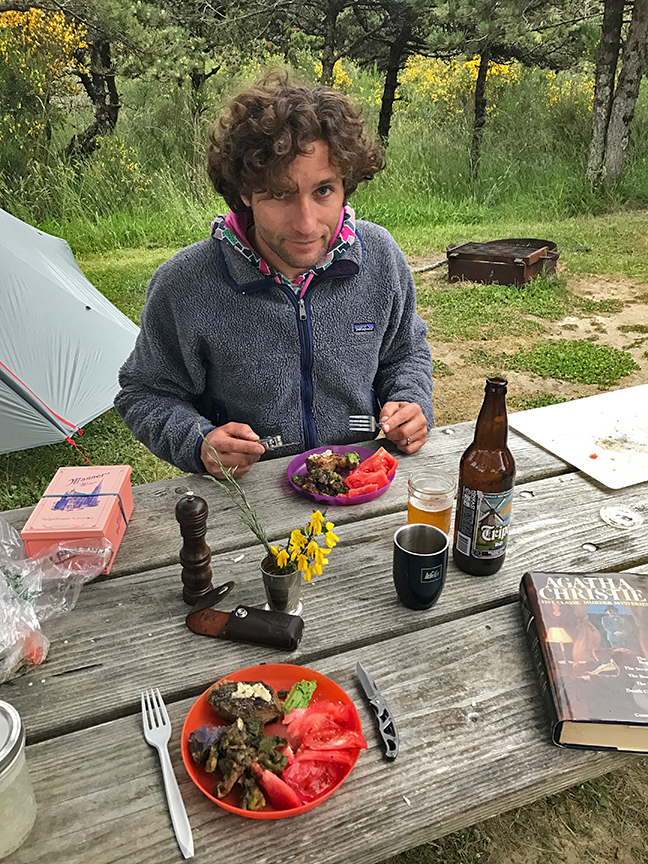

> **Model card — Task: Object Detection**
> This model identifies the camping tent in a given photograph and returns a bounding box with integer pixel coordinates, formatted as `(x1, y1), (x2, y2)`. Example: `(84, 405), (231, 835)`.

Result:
(0, 209), (140, 454)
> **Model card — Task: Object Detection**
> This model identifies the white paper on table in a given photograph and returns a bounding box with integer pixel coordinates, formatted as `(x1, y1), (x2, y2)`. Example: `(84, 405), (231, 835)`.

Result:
(508, 385), (648, 489)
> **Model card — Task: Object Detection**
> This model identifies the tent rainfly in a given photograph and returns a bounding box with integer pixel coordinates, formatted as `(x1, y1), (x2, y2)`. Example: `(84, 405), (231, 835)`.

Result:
(0, 209), (140, 454)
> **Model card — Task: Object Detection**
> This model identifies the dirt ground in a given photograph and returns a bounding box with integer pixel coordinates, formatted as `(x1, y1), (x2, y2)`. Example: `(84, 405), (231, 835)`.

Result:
(410, 264), (648, 425)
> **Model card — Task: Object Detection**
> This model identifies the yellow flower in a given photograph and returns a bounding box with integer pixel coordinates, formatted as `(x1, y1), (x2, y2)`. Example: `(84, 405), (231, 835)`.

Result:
(324, 527), (339, 548)
(275, 549), (289, 568)
(290, 528), (306, 548)
(204, 439), (341, 589)
(309, 510), (325, 535)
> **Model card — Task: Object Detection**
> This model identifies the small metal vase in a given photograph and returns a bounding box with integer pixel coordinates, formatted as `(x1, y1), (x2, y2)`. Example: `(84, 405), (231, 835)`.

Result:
(260, 555), (303, 616)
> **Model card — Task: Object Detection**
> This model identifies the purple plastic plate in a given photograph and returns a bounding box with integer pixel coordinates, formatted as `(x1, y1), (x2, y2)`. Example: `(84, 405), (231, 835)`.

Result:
(287, 445), (396, 506)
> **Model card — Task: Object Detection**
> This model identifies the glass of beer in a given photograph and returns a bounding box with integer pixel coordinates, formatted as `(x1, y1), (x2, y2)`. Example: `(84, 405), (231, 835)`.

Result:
(407, 470), (456, 535)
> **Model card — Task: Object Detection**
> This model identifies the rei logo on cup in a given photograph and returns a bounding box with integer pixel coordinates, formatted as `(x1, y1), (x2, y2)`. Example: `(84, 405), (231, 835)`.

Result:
(421, 566), (443, 583)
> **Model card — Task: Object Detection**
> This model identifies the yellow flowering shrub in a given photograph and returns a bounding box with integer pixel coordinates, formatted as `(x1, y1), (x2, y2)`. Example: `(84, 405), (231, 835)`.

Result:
(307, 59), (354, 92)
(0, 9), (87, 144)
(544, 67), (594, 111)
(0, 9), (87, 84)
(398, 54), (520, 121)
(89, 136), (151, 193)
(332, 60), (353, 91)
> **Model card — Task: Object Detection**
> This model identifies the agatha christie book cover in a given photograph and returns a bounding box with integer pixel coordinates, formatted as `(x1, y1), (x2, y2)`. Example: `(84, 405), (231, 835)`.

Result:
(520, 570), (648, 752)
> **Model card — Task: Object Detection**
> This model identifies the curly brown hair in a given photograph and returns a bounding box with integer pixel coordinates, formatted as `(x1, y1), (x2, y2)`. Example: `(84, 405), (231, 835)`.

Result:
(207, 70), (385, 212)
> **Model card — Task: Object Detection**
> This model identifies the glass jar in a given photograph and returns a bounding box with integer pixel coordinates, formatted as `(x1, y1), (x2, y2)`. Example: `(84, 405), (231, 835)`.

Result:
(407, 469), (456, 535)
(0, 701), (37, 860)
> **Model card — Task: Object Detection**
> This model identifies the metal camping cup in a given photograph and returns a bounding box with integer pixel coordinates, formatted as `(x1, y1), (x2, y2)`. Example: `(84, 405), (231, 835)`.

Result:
(393, 524), (448, 610)
(0, 701), (37, 860)
(260, 556), (303, 617)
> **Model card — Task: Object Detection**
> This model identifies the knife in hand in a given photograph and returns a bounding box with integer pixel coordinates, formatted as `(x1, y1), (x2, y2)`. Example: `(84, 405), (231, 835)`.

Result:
(356, 661), (399, 761)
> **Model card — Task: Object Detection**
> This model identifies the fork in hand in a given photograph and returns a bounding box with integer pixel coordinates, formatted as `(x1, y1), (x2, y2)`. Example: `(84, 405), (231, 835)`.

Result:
(348, 414), (384, 434)
(141, 688), (194, 859)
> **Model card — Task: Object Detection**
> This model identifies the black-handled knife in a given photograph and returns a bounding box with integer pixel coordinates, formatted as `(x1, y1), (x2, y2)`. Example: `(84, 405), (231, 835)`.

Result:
(356, 661), (399, 760)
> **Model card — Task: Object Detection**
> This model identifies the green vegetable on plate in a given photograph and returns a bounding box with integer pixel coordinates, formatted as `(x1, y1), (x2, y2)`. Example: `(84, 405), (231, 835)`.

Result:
(282, 679), (318, 712)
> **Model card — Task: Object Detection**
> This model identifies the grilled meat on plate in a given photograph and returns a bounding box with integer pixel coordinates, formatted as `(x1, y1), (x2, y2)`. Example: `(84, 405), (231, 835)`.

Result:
(206, 679), (284, 724)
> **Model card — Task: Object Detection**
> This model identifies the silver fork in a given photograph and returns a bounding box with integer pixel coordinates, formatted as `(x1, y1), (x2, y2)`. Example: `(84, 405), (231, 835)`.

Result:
(349, 414), (383, 433)
(141, 688), (194, 859)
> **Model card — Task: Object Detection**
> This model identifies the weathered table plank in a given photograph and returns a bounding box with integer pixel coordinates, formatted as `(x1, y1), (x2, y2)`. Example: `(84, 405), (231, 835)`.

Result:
(4, 605), (635, 864)
(3, 471), (646, 742)
(0, 423), (571, 578)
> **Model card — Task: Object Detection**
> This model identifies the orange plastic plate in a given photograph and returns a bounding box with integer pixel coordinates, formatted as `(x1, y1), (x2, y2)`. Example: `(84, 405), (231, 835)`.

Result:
(181, 663), (362, 819)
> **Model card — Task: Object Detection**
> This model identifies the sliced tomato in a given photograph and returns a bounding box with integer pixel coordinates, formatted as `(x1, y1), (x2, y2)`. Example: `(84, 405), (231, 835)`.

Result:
(283, 707), (310, 740)
(303, 728), (368, 750)
(284, 701), (367, 752)
(345, 468), (389, 489)
(321, 701), (358, 727)
(292, 748), (355, 766)
(252, 763), (303, 809)
(355, 446), (398, 479)
(282, 760), (343, 803)
(347, 483), (379, 498)
(285, 701), (357, 736)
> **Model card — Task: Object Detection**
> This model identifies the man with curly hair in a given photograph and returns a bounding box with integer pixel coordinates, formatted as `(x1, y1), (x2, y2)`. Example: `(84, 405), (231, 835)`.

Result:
(115, 72), (433, 478)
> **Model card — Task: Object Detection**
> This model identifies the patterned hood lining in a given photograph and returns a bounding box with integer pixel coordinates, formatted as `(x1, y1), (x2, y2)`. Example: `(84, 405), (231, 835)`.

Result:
(211, 204), (357, 295)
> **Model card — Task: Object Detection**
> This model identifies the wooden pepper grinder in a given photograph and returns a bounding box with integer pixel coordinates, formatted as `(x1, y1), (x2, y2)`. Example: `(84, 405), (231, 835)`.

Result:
(175, 491), (213, 605)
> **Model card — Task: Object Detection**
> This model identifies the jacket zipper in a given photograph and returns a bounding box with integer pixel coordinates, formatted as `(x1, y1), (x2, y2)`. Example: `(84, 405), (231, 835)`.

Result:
(283, 287), (318, 449)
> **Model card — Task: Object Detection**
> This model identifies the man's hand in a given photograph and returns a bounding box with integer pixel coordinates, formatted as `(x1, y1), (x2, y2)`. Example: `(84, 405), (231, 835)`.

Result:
(200, 423), (266, 478)
(379, 402), (428, 453)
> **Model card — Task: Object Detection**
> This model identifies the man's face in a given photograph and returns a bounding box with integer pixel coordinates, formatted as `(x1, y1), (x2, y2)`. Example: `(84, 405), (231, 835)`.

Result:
(241, 139), (345, 280)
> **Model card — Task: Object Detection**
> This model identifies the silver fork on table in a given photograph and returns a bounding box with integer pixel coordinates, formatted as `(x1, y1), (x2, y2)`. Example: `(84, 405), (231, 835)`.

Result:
(141, 688), (194, 859)
(348, 414), (383, 434)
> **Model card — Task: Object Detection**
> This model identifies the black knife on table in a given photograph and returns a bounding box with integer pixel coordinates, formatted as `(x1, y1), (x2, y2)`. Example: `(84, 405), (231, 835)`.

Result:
(356, 661), (399, 760)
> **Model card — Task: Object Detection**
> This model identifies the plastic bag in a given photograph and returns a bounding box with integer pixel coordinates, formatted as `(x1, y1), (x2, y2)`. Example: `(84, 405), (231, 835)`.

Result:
(0, 517), (112, 684)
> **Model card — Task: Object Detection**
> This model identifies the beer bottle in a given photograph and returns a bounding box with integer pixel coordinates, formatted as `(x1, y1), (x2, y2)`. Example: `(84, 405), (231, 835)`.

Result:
(452, 377), (516, 576)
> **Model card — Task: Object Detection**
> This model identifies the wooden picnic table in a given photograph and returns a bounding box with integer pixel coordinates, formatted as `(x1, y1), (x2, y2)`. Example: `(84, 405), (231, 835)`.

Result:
(2, 417), (647, 864)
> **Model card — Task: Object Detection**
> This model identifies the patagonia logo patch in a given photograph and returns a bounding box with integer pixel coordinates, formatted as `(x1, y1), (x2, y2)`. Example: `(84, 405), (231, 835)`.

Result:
(353, 322), (375, 334)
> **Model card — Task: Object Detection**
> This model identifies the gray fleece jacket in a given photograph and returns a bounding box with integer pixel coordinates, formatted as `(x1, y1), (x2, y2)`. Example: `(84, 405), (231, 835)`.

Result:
(114, 219), (433, 473)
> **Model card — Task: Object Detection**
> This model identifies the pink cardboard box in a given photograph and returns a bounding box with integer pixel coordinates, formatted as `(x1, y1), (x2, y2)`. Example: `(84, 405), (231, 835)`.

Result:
(21, 465), (134, 574)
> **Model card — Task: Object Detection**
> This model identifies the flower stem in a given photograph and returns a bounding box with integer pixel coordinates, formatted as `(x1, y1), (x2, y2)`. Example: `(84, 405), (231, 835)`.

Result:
(200, 430), (273, 557)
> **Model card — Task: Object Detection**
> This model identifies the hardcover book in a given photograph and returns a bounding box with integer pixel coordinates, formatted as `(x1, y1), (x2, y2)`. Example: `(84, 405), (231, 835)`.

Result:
(520, 570), (648, 752)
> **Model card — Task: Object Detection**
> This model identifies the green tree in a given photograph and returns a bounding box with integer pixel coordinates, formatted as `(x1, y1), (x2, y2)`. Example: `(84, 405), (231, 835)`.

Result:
(0, 0), (195, 159)
(587, 0), (648, 186)
(148, 0), (292, 116)
(346, 0), (429, 144)
(428, 0), (592, 178)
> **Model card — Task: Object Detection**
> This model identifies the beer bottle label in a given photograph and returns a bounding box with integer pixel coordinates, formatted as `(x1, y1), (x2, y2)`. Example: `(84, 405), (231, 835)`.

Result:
(456, 487), (513, 559)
